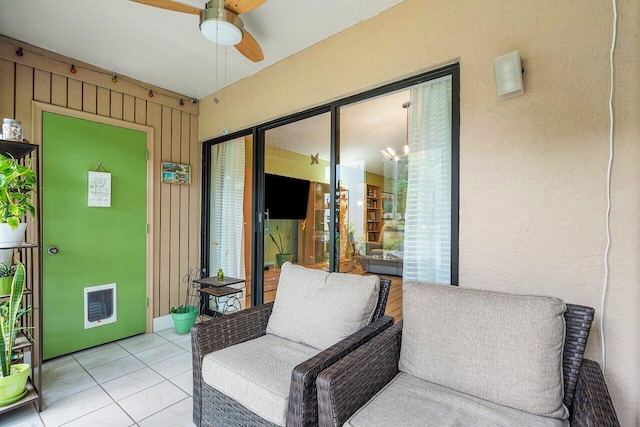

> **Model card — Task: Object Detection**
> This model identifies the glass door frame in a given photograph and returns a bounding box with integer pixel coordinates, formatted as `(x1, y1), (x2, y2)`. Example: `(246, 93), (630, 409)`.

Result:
(202, 63), (460, 306)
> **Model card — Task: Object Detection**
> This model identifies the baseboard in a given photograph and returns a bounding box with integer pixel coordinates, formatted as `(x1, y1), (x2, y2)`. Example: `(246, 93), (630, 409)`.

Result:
(153, 314), (173, 332)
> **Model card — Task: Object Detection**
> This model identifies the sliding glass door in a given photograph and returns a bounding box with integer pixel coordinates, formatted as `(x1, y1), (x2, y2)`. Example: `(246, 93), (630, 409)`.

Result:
(338, 75), (454, 283)
(208, 135), (253, 309)
(203, 64), (459, 312)
(338, 90), (410, 279)
(262, 113), (331, 303)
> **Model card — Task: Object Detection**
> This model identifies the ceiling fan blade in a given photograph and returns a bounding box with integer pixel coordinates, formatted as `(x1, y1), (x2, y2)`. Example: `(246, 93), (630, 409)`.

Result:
(224, 0), (267, 15)
(235, 29), (264, 62)
(130, 0), (202, 15)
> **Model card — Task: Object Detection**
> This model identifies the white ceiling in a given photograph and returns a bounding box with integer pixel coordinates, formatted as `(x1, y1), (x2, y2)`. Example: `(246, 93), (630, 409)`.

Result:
(0, 0), (404, 99)
(266, 89), (411, 176)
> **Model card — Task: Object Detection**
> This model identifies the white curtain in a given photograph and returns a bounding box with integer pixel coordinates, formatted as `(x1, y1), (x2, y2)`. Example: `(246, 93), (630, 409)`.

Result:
(403, 76), (452, 283)
(211, 137), (246, 279)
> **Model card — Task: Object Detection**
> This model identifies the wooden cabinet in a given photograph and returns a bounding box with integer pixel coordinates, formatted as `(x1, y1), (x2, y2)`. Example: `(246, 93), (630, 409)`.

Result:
(365, 184), (381, 242)
(302, 182), (330, 265)
(245, 268), (281, 306)
(263, 268), (280, 304)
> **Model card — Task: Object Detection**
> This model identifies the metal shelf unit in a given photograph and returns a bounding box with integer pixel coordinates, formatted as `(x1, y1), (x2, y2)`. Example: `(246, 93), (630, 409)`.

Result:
(0, 140), (42, 414)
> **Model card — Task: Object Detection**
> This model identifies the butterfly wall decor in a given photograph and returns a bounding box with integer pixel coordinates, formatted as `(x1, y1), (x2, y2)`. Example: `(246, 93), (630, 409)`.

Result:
(310, 153), (319, 165)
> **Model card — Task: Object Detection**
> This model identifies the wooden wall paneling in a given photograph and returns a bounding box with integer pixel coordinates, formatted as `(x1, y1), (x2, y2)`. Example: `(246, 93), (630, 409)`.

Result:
(82, 82), (97, 114)
(0, 37), (197, 115)
(14, 64), (33, 141)
(147, 102), (163, 317)
(67, 78), (83, 111)
(188, 114), (200, 276)
(135, 98), (146, 125)
(123, 94), (135, 122)
(50, 74), (68, 107)
(159, 106), (172, 314)
(1, 40), (201, 320)
(179, 113), (191, 303)
(110, 92), (123, 120)
(0, 59), (14, 118)
(33, 69), (51, 104)
(96, 86), (110, 117)
(169, 109), (182, 309)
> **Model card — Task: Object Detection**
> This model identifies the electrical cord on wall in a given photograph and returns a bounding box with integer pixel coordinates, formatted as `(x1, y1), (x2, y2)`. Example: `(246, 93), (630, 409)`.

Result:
(601, 0), (617, 374)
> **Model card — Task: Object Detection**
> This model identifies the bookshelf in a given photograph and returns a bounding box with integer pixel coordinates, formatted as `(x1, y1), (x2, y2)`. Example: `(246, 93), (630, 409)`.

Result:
(365, 184), (381, 242)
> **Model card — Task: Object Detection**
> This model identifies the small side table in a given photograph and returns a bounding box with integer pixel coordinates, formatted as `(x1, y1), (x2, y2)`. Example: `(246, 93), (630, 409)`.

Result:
(193, 276), (245, 317)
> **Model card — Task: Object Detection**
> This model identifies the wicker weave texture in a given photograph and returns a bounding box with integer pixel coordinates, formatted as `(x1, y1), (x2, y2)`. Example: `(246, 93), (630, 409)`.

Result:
(192, 303), (273, 427)
(202, 383), (280, 427)
(563, 303), (594, 410)
(193, 277), (392, 427)
(570, 359), (620, 427)
(287, 316), (394, 426)
(317, 322), (403, 427)
(373, 279), (391, 321)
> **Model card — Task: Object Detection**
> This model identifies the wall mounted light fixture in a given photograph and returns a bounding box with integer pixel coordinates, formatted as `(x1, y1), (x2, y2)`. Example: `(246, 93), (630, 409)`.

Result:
(493, 50), (524, 99)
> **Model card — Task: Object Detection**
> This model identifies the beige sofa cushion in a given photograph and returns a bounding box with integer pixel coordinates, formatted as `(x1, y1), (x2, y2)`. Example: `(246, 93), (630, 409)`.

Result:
(399, 281), (567, 419)
(202, 334), (321, 426)
(345, 372), (568, 427)
(266, 262), (380, 350)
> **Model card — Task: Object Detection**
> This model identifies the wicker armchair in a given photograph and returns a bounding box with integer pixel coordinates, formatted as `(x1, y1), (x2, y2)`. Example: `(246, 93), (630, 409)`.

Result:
(192, 278), (392, 427)
(317, 304), (620, 427)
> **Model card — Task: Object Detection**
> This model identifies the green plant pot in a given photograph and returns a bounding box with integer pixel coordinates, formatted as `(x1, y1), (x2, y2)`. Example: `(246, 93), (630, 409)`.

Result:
(276, 254), (293, 268)
(171, 306), (198, 334)
(0, 363), (29, 405)
(0, 276), (11, 296)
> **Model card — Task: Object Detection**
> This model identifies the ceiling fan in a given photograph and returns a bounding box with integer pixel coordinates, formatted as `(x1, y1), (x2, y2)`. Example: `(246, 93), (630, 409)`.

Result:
(131, 0), (266, 62)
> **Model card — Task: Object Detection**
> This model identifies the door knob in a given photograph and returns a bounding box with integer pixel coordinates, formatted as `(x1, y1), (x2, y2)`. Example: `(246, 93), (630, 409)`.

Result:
(47, 246), (59, 255)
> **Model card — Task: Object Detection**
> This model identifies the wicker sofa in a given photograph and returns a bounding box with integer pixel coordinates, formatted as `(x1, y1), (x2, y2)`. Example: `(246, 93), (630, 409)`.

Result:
(191, 262), (393, 427)
(317, 283), (620, 427)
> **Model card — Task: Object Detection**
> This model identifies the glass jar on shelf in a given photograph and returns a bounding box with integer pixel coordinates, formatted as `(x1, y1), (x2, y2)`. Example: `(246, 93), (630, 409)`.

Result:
(2, 118), (23, 142)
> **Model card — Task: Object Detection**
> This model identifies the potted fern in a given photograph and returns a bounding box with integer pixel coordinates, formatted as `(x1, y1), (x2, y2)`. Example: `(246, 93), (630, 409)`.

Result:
(0, 154), (36, 264)
(0, 261), (30, 404)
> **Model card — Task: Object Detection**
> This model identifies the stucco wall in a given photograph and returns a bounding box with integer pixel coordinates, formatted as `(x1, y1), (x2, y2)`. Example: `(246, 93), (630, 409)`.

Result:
(199, 0), (639, 425)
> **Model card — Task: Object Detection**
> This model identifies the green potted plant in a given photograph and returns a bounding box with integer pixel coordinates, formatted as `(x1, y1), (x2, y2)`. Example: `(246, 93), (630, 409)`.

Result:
(0, 263), (15, 296)
(170, 269), (199, 334)
(0, 154), (36, 264)
(0, 261), (30, 404)
(269, 225), (292, 267)
(170, 305), (198, 334)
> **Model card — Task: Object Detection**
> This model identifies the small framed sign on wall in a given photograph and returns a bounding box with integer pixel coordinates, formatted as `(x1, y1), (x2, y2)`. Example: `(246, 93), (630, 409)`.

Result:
(161, 162), (191, 184)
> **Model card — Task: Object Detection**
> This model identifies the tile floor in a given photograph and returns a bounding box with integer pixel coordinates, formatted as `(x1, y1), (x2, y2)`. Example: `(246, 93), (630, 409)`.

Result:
(0, 327), (195, 427)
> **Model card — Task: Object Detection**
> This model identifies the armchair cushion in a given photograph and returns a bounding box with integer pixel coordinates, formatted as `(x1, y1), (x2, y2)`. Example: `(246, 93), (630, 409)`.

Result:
(345, 372), (568, 427)
(266, 262), (380, 350)
(399, 281), (568, 419)
(202, 333), (321, 426)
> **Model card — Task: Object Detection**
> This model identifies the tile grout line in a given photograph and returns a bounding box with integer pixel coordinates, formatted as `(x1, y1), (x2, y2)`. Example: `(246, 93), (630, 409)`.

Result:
(35, 330), (192, 426)
(53, 342), (136, 426)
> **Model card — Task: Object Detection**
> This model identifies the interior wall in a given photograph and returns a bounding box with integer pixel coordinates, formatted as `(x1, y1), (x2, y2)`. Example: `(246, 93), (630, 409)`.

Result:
(265, 145), (329, 182)
(199, 0), (639, 425)
(0, 36), (201, 319)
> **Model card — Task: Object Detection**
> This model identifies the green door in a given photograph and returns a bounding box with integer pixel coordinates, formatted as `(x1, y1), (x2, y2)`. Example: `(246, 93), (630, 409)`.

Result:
(42, 112), (147, 359)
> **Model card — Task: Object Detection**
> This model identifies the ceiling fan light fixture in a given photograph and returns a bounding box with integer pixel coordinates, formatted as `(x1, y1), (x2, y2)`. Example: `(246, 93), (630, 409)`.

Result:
(386, 147), (396, 157)
(380, 150), (393, 160)
(200, 4), (244, 45)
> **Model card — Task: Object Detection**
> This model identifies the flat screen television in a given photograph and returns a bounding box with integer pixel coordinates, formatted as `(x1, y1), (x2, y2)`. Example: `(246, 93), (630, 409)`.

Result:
(265, 173), (310, 220)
